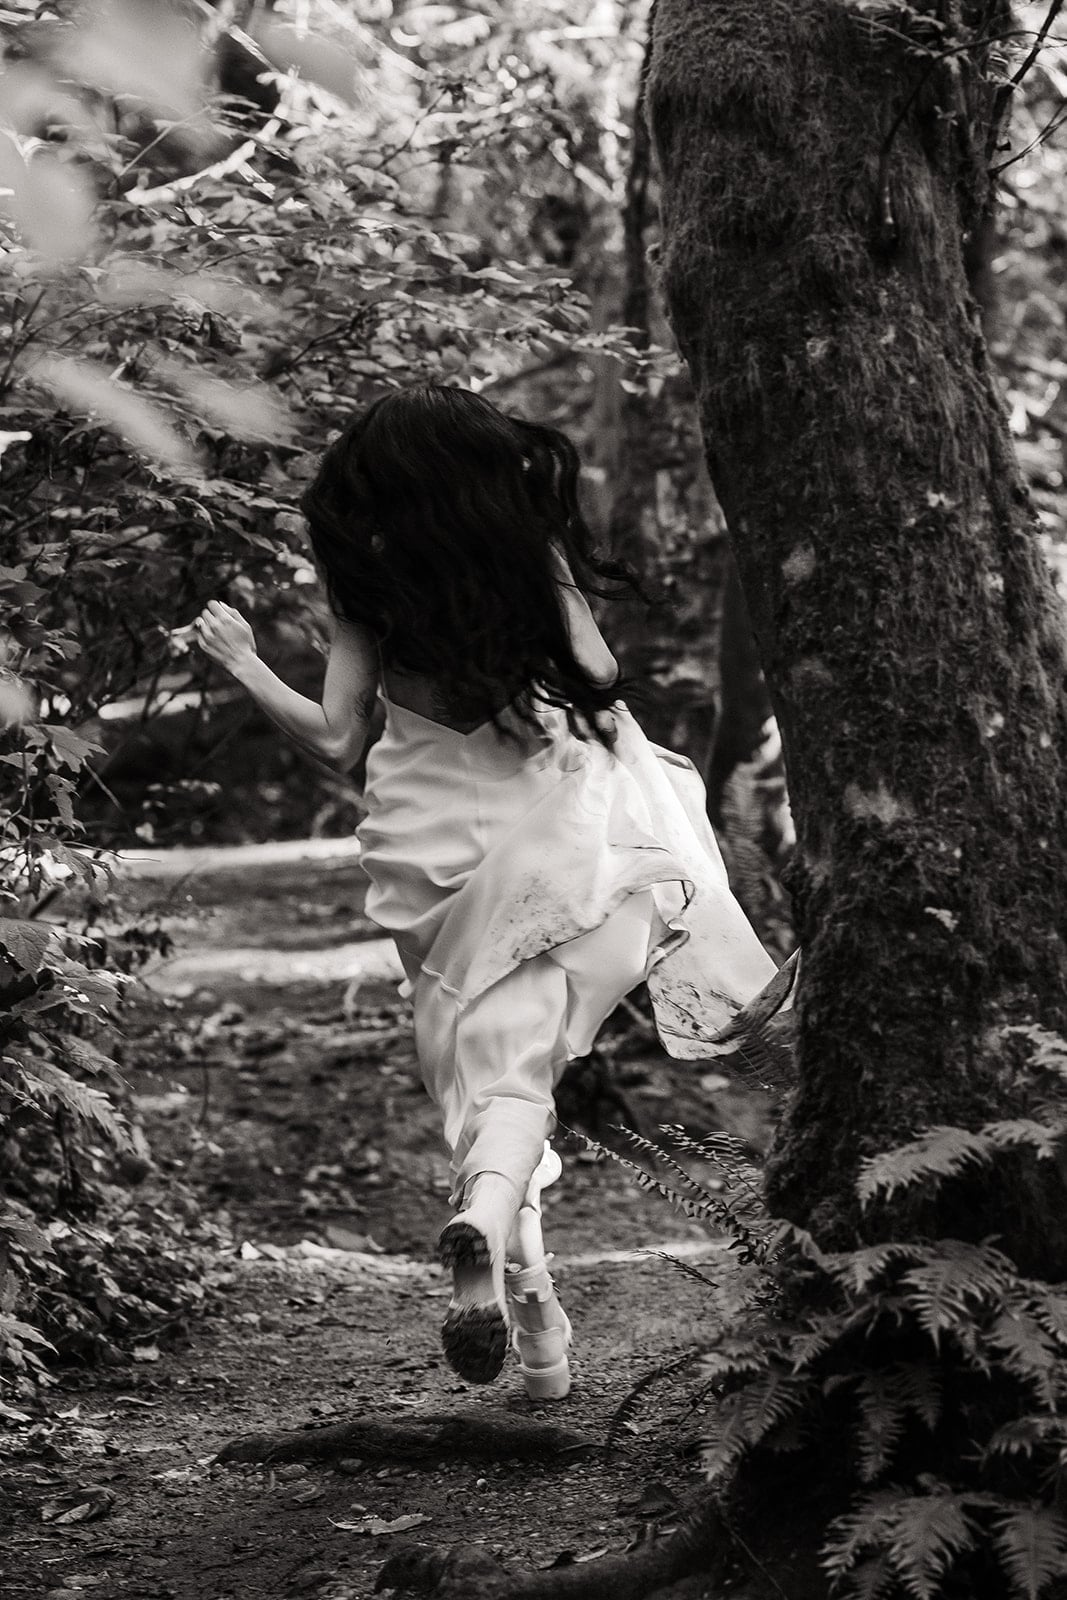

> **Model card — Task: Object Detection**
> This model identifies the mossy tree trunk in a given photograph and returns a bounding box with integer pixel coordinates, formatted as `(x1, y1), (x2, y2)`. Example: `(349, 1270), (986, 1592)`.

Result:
(600, 39), (731, 776)
(647, 0), (1067, 1268)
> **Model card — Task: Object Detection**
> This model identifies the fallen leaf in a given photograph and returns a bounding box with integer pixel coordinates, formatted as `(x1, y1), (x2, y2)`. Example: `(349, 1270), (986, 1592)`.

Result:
(131, 1344), (160, 1363)
(41, 1487), (115, 1525)
(288, 1484), (326, 1505)
(329, 1512), (431, 1535)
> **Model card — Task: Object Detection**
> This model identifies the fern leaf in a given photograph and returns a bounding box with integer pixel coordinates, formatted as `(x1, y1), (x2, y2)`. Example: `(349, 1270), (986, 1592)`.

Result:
(844, 1554), (897, 1600)
(1001, 1024), (1067, 1082)
(902, 1241), (1012, 1346)
(827, 1240), (928, 1295)
(605, 1346), (709, 1458)
(857, 1126), (993, 1205)
(659, 1123), (765, 1203)
(854, 1365), (941, 1484)
(885, 1362), (943, 1432)
(859, 1119), (1066, 1208)
(787, 1305), (879, 1372)
(659, 1123), (754, 1164)
(979, 1119), (1066, 1162)
(985, 1415), (1067, 1462)
(823, 1490), (904, 1580)
(640, 1249), (720, 1291)
(697, 1335), (775, 1388)
(560, 1124), (763, 1252)
(987, 1309), (1062, 1406)
(618, 1124), (738, 1215)
(886, 1491), (978, 1600)
(855, 1373), (908, 1484)
(992, 1505), (1067, 1600)
(702, 1368), (818, 1482)
(1023, 1286), (1067, 1351)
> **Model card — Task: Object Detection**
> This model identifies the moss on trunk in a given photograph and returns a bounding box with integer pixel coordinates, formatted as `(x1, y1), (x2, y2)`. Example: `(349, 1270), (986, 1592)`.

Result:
(601, 37), (731, 775)
(647, 0), (1067, 1268)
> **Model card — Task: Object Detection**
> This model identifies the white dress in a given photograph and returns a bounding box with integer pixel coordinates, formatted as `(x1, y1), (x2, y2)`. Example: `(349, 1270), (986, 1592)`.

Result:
(357, 692), (777, 1202)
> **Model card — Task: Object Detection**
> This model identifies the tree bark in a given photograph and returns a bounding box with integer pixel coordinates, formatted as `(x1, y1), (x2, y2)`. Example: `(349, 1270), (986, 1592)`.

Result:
(600, 33), (731, 776)
(647, 0), (1067, 1267)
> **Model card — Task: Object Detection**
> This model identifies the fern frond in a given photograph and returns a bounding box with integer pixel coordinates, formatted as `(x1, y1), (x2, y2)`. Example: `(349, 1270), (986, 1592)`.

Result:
(701, 1368), (819, 1483)
(561, 1125), (725, 1222)
(854, 1373), (908, 1485)
(980, 1119), (1066, 1161)
(826, 1240), (928, 1295)
(604, 1346), (710, 1458)
(617, 1124), (739, 1215)
(853, 1365), (942, 1484)
(1001, 1024), (1067, 1082)
(785, 1304), (880, 1372)
(986, 1310), (1062, 1406)
(561, 1124), (767, 1257)
(887, 1491), (979, 1600)
(883, 1362), (943, 1432)
(843, 1554), (897, 1600)
(1011, 1283), (1067, 1352)
(858, 1120), (1065, 1208)
(992, 1505), (1067, 1600)
(640, 1249), (720, 1291)
(823, 1489), (903, 1579)
(824, 1485), (983, 1597)
(901, 1241), (1013, 1346)
(858, 1126), (994, 1205)
(985, 1415), (1067, 1462)
(658, 1122), (765, 1202)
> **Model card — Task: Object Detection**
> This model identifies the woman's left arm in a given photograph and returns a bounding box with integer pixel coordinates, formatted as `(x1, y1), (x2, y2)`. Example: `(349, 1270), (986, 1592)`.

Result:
(194, 600), (377, 772)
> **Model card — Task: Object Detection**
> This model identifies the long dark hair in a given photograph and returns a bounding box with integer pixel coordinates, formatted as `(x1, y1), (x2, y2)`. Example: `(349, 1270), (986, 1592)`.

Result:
(301, 385), (644, 744)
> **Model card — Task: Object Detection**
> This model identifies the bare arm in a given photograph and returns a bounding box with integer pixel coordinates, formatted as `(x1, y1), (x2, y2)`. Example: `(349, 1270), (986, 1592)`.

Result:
(550, 547), (620, 687)
(194, 601), (377, 772)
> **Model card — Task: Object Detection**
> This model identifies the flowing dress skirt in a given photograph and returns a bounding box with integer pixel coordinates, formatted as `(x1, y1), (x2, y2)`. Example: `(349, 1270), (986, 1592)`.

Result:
(357, 696), (777, 1202)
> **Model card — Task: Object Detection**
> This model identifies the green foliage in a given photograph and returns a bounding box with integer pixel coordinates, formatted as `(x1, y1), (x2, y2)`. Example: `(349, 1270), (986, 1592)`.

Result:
(0, 0), (649, 1405)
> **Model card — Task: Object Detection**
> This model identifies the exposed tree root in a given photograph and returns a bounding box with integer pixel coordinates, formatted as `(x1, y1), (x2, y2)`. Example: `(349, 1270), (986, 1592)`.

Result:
(375, 1492), (725, 1598)
(216, 1411), (592, 1467)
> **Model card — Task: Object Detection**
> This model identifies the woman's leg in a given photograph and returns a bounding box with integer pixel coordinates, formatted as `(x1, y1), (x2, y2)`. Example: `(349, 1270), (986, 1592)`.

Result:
(414, 956), (571, 1207)
(415, 957), (570, 1383)
(413, 896), (657, 1386)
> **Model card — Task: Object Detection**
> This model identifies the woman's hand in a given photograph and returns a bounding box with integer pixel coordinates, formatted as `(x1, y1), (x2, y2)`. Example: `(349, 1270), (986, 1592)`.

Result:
(194, 600), (258, 677)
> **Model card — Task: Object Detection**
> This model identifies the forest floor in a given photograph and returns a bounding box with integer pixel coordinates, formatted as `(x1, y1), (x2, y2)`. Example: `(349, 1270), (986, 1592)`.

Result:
(3, 842), (775, 1600)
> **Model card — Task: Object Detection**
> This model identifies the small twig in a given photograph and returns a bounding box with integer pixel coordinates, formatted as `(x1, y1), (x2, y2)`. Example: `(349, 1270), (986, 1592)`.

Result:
(1009, 0), (1065, 88)
(367, 87), (448, 170)
(134, 118), (282, 206)
(993, 96), (1067, 172)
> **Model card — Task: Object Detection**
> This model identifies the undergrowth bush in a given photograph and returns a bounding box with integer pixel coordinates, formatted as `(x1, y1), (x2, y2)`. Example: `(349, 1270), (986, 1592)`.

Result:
(598, 1026), (1067, 1599)
(0, 0), (646, 1410)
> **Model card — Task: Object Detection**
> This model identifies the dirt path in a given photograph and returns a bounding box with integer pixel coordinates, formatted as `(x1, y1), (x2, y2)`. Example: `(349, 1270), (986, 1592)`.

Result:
(3, 844), (753, 1600)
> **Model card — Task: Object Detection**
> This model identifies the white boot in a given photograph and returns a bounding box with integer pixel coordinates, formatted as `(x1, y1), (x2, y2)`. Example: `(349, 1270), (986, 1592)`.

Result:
(506, 1144), (572, 1401)
(438, 1172), (521, 1384)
